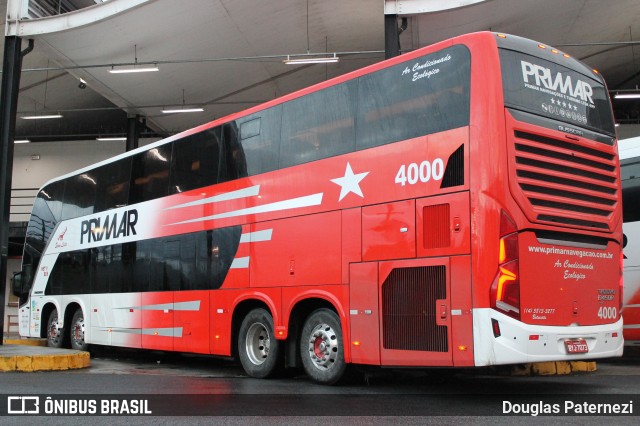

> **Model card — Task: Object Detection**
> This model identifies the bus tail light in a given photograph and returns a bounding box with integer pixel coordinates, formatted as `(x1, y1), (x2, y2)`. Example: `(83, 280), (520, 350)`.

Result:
(490, 211), (521, 320)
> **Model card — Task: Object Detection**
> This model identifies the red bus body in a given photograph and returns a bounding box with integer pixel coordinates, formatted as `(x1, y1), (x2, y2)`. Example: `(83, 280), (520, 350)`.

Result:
(15, 32), (623, 383)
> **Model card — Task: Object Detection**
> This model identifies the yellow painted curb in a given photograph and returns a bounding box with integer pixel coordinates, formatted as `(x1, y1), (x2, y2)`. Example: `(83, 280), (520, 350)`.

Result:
(0, 356), (17, 371)
(15, 355), (34, 372)
(555, 361), (572, 375)
(0, 352), (90, 372)
(69, 352), (91, 369)
(512, 361), (597, 376)
(531, 361), (557, 375)
(570, 361), (597, 372)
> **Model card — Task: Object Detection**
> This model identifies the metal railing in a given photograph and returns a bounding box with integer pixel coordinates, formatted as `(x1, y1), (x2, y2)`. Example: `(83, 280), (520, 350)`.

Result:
(24, 0), (104, 19)
(10, 187), (38, 223)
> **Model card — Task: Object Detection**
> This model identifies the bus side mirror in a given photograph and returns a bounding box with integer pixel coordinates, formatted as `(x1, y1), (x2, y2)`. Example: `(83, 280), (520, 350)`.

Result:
(11, 271), (23, 297)
(12, 264), (32, 298)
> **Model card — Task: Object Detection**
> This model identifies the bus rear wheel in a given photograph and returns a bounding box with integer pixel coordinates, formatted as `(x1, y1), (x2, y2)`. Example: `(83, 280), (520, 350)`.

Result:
(70, 309), (88, 351)
(46, 308), (66, 348)
(300, 308), (346, 385)
(237, 308), (282, 378)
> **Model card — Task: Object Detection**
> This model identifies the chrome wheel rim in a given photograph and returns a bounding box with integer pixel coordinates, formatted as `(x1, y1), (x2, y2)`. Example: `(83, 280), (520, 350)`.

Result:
(245, 322), (270, 365)
(48, 313), (61, 346)
(307, 323), (339, 370)
(72, 315), (85, 348)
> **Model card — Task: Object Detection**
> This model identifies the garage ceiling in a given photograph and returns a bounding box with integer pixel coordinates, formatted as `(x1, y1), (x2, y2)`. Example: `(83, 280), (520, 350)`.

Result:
(3, 0), (640, 142)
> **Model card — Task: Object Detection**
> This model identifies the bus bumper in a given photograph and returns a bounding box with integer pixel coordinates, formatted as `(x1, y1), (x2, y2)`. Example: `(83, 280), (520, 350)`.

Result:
(472, 308), (624, 366)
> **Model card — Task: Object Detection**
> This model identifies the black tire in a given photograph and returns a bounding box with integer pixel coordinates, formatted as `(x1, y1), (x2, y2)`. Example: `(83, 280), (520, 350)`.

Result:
(300, 308), (347, 385)
(69, 309), (89, 351)
(237, 308), (282, 379)
(46, 308), (66, 348)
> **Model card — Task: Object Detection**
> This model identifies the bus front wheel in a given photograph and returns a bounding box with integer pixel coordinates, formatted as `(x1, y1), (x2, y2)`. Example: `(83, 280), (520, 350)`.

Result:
(70, 309), (88, 351)
(300, 308), (346, 385)
(46, 308), (66, 348)
(237, 308), (282, 378)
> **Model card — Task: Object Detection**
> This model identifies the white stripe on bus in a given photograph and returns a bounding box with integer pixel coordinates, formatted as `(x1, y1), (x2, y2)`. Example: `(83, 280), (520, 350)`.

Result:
(167, 193), (323, 225)
(240, 229), (273, 243)
(165, 185), (261, 210)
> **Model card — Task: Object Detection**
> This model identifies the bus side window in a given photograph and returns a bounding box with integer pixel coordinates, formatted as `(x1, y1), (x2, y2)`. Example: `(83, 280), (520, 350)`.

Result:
(237, 106), (282, 175)
(130, 144), (172, 205)
(220, 122), (248, 182)
(170, 128), (222, 194)
(41, 181), (65, 225)
(164, 239), (181, 291)
(356, 45), (470, 150)
(27, 197), (56, 253)
(280, 82), (356, 168)
(61, 172), (97, 220)
(180, 233), (197, 290)
(94, 158), (132, 212)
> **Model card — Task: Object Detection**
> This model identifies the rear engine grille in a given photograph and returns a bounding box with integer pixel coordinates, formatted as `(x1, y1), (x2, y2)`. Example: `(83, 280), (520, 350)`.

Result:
(382, 266), (448, 352)
(512, 130), (618, 231)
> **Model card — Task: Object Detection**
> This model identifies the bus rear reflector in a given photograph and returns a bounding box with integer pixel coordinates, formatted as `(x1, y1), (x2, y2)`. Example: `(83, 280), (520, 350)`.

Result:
(491, 318), (501, 338)
(491, 211), (521, 320)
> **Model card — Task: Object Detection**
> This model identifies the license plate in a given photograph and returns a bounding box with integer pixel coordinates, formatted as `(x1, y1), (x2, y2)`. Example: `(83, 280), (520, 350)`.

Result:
(565, 339), (589, 354)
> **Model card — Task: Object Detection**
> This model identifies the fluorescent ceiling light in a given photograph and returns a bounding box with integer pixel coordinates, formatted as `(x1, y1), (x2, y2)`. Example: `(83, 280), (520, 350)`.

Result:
(614, 93), (640, 99)
(109, 65), (159, 74)
(21, 114), (63, 120)
(96, 137), (127, 141)
(284, 54), (339, 65)
(14, 139), (30, 143)
(162, 108), (204, 113)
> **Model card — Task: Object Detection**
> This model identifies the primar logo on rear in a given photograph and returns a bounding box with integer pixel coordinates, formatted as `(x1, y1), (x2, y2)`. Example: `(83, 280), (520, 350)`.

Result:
(520, 60), (594, 105)
(80, 209), (138, 244)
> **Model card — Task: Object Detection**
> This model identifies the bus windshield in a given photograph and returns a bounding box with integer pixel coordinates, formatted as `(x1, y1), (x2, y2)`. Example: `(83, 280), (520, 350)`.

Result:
(499, 48), (616, 136)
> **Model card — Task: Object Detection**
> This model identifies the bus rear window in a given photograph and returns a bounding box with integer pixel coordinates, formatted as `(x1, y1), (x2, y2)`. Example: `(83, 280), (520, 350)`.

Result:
(499, 49), (615, 136)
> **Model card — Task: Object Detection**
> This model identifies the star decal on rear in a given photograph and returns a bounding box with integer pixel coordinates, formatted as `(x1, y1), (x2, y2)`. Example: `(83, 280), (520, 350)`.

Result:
(330, 162), (369, 202)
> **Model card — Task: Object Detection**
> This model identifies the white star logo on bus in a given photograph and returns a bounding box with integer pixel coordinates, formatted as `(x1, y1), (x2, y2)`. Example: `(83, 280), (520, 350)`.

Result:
(331, 162), (369, 202)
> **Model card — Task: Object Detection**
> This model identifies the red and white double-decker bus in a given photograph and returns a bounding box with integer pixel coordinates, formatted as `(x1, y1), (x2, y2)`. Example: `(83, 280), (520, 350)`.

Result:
(13, 32), (623, 384)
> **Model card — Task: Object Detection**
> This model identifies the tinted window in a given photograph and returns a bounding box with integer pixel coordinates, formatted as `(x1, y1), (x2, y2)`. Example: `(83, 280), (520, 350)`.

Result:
(500, 49), (615, 136)
(148, 239), (166, 292)
(357, 45), (471, 149)
(27, 182), (64, 257)
(61, 172), (97, 220)
(237, 106), (282, 175)
(221, 122), (248, 182)
(41, 181), (65, 224)
(26, 197), (56, 254)
(129, 144), (172, 204)
(94, 158), (131, 212)
(281, 81), (357, 168)
(92, 244), (125, 293)
(170, 128), (222, 194)
(47, 250), (90, 295)
(42, 226), (243, 295)
(132, 239), (151, 292)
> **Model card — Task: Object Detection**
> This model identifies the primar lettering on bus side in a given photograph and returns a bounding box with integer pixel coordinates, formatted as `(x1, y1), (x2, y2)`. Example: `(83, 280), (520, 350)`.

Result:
(80, 209), (138, 244)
